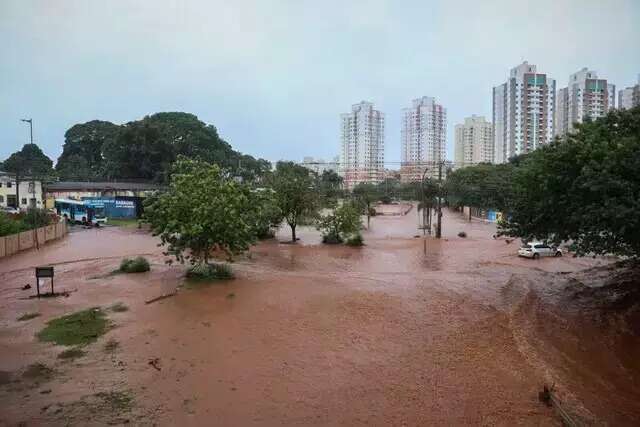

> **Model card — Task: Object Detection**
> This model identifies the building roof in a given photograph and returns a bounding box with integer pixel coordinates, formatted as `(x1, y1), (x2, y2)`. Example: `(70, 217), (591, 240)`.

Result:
(44, 181), (164, 192)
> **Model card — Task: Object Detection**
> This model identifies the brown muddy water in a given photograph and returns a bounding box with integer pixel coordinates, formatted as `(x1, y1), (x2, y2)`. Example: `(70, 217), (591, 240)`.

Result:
(0, 208), (638, 426)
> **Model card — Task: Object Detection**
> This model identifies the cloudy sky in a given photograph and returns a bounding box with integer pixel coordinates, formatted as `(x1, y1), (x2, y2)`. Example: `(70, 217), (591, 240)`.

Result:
(1, 0), (639, 166)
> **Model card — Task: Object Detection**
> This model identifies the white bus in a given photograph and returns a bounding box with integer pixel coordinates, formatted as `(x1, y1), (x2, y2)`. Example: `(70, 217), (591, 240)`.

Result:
(54, 199), (107, 226)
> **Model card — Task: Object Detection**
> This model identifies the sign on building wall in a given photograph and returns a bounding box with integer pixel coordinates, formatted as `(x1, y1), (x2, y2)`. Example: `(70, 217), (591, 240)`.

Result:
(82, 197), (138, 218)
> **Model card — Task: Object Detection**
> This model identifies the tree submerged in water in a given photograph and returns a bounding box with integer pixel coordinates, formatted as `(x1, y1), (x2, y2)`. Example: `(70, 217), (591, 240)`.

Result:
(144, 157), (258, 269)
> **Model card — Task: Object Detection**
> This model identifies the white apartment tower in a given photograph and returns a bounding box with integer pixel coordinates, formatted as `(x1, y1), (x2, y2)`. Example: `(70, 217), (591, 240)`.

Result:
(556, 68), (616, 137)
(340, 101), (385, 190)
(493, 61), (556, 163)
(454, 115), (493, 168)
(400, 96), (447, 182)
(618, 74), (640, 110)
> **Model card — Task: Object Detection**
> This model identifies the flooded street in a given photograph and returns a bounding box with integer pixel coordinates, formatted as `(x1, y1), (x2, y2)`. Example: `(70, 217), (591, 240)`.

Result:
(1, 207), (638, 426)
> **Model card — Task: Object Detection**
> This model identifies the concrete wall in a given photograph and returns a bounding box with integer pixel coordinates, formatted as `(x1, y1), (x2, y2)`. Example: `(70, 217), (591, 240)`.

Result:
(0, 221), (67, 259)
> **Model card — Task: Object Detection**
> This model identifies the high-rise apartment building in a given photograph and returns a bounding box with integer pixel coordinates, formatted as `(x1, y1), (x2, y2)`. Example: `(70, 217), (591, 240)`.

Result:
(400, 96), (446, 182)
(618, 74), (640, 110)
(454, 115), (493, 168)
(340, 101), (384, 190)
(555, 68), (615, 137)
(493, 61), (556, 163)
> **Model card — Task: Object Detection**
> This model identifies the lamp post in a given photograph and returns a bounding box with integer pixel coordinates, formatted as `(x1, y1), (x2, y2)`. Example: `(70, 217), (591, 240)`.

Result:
(21, 118), (33, 144)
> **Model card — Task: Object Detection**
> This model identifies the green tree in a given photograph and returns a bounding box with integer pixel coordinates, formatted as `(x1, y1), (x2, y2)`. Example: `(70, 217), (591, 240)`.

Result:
(318, 169), (343, 208)
(352, 182), (380, 228)
(101, 112), (270, 183)
(249, 189), (283, 239)
(499, 106), (640, 257)
(144, 157), (257, 265)
(56, 120), (120, 180)
(270, 161), (319, 242)
(445, 163), (514, 211)
(317, 202), (362, 244)
(3, 144), (54, 208)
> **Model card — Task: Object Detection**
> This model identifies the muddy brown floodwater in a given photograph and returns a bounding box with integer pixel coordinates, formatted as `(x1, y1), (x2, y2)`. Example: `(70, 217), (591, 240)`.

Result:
(1, 207), (638, 426)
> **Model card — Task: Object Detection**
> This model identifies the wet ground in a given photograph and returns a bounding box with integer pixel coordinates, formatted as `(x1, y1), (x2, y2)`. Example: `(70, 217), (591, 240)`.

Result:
(0, 207), (638, 426)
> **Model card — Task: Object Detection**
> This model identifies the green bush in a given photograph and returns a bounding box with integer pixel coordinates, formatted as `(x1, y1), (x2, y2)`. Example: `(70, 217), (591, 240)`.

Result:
(321, 233), (343, 244)
(0, 213), (26, 237)
(345, 233), (364, 246)
(186, 263), (234, 280)
(119, 256), (150, 273)
(21, 208), (52, 229)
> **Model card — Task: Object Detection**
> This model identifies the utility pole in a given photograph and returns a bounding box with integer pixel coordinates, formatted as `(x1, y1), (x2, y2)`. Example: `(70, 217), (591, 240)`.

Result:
(436, 160), (443, 239)
(420, 167), (429, 254)
(19, 118), (34, 210)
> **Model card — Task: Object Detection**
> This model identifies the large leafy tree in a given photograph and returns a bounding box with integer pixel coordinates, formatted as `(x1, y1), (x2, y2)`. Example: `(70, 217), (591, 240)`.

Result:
(270, 161), (319, 242)
(317, 202), (362, 243)
(499, 106), (640, 257)
(100, 112), (270, 183)
(445, 163), (514, 211)
(144, 157), (257, 265)
(3, 144), (54, 206)
(55, 120), (120, 180)
(318, 169), (343, 208)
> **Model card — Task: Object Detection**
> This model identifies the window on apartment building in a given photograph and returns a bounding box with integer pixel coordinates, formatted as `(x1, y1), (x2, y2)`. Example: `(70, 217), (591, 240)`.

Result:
(0, 196), (3, 203)
(21, 198), (27, 205)
(7, 182), (12, 188)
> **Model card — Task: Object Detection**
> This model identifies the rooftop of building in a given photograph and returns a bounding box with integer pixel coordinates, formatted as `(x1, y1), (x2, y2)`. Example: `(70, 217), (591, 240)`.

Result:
(44, 181), (165, 192)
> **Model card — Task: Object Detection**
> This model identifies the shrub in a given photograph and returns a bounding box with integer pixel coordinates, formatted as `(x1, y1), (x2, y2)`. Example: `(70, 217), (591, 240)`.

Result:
(368, 207), (377, 217)
(21, 208), (52, 229)
(186, 263), (234, 280)
(458, 231), (467, 238)
(345, 233), (364, 246)
(119, 257), (150, 273)
(321, 233), (343, 244)
(379, 195), (392, 204)
(0, 213), (25, 237)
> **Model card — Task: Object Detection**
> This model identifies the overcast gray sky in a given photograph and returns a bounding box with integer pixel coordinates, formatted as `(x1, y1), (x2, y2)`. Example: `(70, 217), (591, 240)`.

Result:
(1, 0), (639, 166)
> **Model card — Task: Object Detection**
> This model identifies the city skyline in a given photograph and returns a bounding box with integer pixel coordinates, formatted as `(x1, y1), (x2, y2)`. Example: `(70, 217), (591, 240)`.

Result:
(2, 1), (640, 167)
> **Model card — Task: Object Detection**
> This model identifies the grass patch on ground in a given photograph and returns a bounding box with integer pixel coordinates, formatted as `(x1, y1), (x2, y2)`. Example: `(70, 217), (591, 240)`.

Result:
(36, 308), (109, 346)
(22, 363), (55, 382)
(119, 257), (150, 273)
(110, 302), (129, 313)
(58, 347), (87, 360)
(17, 312), (41, 321)
(185, 263), (234, 281)
(94, 391), (134, 412)
(107, 218), (140, 229)
(104, 338), (119, 352)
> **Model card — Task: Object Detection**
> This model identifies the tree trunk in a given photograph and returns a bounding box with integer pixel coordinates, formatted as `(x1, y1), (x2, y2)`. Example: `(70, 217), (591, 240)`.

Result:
(291, 224), (297, 242)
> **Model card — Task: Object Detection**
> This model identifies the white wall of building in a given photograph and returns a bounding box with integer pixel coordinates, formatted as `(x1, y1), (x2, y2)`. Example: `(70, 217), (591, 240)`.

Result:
(493, 61), (556, 163)
(340, 101), (385, 189)
(0, 173), (44, 210)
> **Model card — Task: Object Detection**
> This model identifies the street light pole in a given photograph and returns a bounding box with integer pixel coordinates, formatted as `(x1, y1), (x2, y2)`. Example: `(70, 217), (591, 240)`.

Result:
(20, 118), (34, 209)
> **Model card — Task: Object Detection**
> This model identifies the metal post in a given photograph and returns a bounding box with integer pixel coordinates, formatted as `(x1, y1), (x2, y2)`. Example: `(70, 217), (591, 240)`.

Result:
(436, 161), (443, 239)
(421, 167), (429, 254)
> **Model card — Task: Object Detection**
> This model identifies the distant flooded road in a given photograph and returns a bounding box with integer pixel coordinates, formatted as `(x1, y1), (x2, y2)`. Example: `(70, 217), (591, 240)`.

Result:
(1, 208), (638, 425)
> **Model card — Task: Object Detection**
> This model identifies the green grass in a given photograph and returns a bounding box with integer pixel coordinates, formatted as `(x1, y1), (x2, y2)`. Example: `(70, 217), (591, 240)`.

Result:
(185, 263), (234, 281)
(94, 390), (133, 412)
(58, 347), (87, 360)
(119, 257), (150, 273)
(107, 218), (140, 228)
(110, 302), (129, 313)
(17, 312), (41, 321)
(36, 308), (109, 346)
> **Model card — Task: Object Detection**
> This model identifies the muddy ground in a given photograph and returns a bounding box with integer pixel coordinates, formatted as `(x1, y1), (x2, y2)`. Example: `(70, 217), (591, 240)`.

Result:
(0, 207), (638, 426)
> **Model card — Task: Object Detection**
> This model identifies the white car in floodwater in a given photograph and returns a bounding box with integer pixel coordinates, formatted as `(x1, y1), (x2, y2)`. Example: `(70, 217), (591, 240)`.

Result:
(518, 242), (562, 259)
